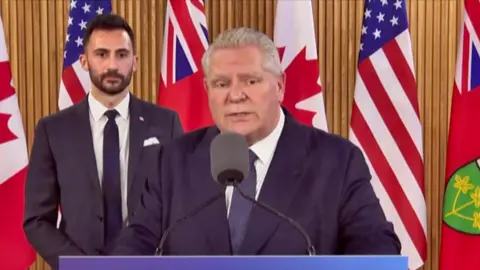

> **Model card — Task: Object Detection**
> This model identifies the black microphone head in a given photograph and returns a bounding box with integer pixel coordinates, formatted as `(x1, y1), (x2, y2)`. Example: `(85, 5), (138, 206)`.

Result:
(210, 131), (250, 186)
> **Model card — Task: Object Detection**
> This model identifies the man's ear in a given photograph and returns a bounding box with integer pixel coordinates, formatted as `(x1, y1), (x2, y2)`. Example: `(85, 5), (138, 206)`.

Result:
(133, 54), (138, 72)
(79, 54), (88, 71)
(203, 78), (208, 92)
(277, 72), (286, 102)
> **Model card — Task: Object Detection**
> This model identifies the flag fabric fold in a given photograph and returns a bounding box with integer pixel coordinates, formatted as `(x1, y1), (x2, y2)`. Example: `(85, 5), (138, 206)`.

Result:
(273, 0), (328, 131)
(0, 14), (36, 270)
(348, 0), (426, 269)
(157, 0), (212, 132)
(440, 1), (480, 269)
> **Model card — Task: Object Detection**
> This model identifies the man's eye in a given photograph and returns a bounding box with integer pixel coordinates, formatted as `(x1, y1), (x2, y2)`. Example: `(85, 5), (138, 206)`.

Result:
(215, 82), (228, 88)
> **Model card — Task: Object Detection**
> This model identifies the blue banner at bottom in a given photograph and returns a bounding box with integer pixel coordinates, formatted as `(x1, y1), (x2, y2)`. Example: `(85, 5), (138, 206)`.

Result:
(60, 255), (408, 270)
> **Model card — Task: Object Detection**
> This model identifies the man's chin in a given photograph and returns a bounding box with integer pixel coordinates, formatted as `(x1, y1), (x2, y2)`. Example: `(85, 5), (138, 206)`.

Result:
(98, 87), (126, 96)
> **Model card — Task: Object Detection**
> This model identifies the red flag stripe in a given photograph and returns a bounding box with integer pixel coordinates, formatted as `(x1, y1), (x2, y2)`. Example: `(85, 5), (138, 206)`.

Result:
(61, 68), (86, 105)
(465, 0), (480, 39)
(351, 103), (427, 259)
(190, 0), (205, 13)
(358, 59), (425, 192)
(382, 39), (420, 117)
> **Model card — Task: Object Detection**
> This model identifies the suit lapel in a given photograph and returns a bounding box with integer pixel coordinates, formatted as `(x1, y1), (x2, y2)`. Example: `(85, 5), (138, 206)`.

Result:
(74, 99), (103, 199)
(239, 114), (309, 254)
(190, 127), (232, 254)
(127, 95), (148, 192)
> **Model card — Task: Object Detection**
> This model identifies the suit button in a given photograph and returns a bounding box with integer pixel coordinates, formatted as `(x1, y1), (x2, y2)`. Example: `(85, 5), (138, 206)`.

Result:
(97, 215), (103, 222)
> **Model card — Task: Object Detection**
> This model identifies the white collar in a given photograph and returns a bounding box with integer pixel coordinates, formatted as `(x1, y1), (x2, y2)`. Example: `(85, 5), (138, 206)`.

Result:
(88, 92), (130, 122)
(249, 108), (285, 165)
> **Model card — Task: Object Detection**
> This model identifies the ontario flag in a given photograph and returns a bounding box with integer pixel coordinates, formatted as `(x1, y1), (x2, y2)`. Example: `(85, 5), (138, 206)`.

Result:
(59, 0), (112, 110)
(273, 0), (328, 131)
(348, 0), (426, 269)
(157, 0), (213, 132)
(0, 14), (36, 270)
(440, 1), (480, 269)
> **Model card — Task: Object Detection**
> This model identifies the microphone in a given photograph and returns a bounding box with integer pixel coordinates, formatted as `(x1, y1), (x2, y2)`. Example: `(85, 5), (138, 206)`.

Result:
(210, 132), (316, 256)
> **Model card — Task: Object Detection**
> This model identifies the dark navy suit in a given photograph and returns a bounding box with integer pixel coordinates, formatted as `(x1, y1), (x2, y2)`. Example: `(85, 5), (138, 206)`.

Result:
(23, 94), (183, 269)
(113, 110), (401, 255)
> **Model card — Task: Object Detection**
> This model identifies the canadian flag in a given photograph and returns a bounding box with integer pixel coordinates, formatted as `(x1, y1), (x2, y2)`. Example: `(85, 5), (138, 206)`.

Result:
(274, 0), (328, 131)
(0, 15), (36, 269)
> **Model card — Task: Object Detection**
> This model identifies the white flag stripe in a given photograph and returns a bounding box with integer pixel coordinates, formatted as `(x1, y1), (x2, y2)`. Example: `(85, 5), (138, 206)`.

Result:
(454, 20), (465, 93)
(396, 31), (416, 78)
(160, 5), (170, 84)
(296, 92), (328, 130)
(274, 0), (318, 70)
(370, 49), (423, 156)
(58, 81), (74, 109)
(0, 18), (6, 62)
(71, 61), (91, 95)
(350, 131), (423, 269)
(186, 1), (209, 49)
(354, 74), (427, 233)
(465, 13), (480, 58)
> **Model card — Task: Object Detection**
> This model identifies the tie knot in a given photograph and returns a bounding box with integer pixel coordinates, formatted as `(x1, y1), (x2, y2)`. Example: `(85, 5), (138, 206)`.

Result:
(249, 150), (257, 166)
(105, 109), (119, 121)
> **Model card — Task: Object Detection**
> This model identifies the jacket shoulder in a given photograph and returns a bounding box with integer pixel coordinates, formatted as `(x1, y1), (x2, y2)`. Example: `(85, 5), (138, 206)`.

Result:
(301, 124), (362, 160)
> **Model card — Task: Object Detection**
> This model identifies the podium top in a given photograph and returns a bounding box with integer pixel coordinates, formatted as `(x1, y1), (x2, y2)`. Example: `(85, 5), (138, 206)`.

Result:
(59, 255), (408, 270)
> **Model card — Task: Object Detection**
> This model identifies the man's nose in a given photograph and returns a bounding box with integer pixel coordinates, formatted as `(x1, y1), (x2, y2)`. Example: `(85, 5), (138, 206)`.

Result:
(228, 82), (246, 101)
(106, 55), (119, 70)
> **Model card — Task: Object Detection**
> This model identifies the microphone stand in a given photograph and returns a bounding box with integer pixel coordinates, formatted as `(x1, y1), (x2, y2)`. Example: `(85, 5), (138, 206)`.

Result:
(235, 186), (316, 256)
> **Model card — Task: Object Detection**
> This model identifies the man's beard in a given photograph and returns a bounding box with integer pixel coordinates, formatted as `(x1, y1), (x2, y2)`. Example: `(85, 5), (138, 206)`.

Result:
(90, 68), (133, 96)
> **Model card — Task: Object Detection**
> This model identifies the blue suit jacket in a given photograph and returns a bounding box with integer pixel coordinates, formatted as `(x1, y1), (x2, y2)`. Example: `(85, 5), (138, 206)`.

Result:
(113, 111), (401, 255)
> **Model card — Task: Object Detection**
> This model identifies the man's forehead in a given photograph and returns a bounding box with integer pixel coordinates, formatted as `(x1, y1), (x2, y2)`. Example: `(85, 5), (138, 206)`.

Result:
(89, 29), (132, 49)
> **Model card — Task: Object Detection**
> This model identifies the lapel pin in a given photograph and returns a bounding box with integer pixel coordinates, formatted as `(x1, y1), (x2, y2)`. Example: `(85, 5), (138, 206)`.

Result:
(139, 116), (144, 121)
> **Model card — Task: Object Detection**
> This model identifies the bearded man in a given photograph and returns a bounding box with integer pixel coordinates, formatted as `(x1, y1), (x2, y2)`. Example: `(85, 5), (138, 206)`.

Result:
(23, 14), (183, 270)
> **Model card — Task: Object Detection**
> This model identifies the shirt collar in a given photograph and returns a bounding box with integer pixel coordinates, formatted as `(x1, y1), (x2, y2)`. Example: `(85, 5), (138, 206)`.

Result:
(249, 108), (285, 165)
(88, 92), (130, 122)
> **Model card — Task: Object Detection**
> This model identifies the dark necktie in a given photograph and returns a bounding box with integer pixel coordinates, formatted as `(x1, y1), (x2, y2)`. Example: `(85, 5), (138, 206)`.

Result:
(102, 109), (122, 246)
(228, 150), (257, 254)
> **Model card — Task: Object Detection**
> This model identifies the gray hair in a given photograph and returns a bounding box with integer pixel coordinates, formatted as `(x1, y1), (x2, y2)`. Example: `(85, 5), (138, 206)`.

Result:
(201, 27), (282, 77)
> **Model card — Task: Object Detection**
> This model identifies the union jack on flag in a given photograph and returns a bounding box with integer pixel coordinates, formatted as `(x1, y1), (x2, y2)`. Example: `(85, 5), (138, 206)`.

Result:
(348, 0), (426, 269)
(59, 0), (112, 110)
(157, 0), (213, 132)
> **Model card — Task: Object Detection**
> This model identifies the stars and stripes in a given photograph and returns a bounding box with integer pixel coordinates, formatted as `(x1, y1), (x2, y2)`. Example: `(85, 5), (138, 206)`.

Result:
(157, 0), (213, 132)
(59, 0), (112, 110)
(348, 0), (426, 269)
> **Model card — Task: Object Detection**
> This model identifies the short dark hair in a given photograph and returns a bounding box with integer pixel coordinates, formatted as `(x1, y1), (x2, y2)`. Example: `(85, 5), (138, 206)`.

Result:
(83, 13), (136, 51)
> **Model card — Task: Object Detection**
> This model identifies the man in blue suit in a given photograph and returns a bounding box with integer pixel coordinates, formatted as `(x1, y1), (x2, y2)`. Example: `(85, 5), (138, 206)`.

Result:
(112, 27), (401, 255)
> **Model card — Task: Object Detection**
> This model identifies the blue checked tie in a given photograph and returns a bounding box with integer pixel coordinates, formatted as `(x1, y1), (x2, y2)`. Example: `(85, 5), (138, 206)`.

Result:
(228, 150), (257, 254)
(102, 109), (123, 246)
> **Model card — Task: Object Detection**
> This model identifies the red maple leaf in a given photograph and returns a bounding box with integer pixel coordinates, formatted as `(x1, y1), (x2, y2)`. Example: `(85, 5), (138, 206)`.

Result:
(0, 113), (16, 144)
(0, 61), (15, 101)
(278, 46), (321, 126)
(0, 61), (17, 145)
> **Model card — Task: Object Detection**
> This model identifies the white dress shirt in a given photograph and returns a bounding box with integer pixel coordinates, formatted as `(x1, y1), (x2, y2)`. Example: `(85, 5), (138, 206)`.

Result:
(225, 109), (285, 217)
(88, 93), (130, 221)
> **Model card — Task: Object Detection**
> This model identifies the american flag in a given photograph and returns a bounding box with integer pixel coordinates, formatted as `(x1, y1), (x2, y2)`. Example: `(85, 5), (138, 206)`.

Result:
(59, 0), (112, 110)
(157, 0), (213, 132)
(348, 0), (426, 269)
